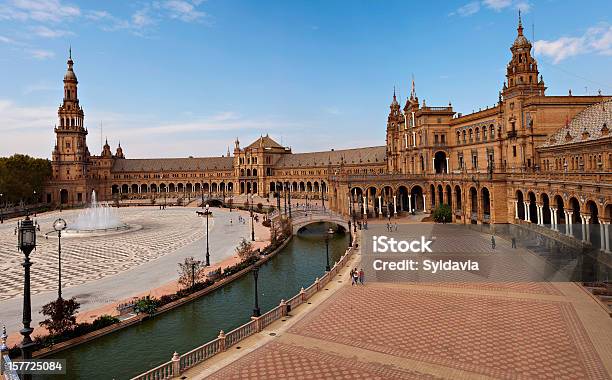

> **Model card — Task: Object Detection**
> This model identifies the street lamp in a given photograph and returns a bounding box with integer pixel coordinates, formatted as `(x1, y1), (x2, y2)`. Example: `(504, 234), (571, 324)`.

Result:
(250, 194), (255, 242)
(205, 204), (210, 266)
(252, 265), (261, 317)
(348, 220), (352, 247)
(0, 193), (4, 224)
(17, 216), (36, 378)
(200, 182), (204, 209)
(53, 218), (67, 300)
(325, 227), (334, 271)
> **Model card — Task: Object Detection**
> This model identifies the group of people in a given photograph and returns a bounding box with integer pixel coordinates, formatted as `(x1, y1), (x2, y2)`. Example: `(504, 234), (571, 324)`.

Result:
(386, 223), (398, 232)
(356, 220), (368, 230)
(350, 268), (365, 285)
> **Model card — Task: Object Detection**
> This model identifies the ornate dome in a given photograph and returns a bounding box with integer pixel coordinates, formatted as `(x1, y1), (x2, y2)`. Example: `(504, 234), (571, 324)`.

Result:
(64, 58), (77, 81)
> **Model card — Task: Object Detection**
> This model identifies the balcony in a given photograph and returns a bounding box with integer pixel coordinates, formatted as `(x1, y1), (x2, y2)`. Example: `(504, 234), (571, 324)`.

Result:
(507, 130), (518, 138)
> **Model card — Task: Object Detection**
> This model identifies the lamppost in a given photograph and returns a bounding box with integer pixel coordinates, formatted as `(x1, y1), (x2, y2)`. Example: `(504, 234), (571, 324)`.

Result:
(17, 216), (36, 379)
(250, 194), (255, 242)
(321, 184), (325, 210)
(252, 265), (261, 317)
(52, 218), (67, 300)
(200, 182), (204, 209)
(347, 220), (352, 247)
(0, 193), (4, 224)
(205, 204), (210, 266)
(325, 227), (333, 271)
(287, 185), (292, 218)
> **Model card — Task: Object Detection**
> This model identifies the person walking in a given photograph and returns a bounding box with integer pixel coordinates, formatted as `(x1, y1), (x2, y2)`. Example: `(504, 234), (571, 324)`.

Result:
(358, 268), (365, 285)
(511, 237), (516, 249)
(491, 235), (496, 250)
(350, 268), (356, 285)
(352, 268), (359, 285)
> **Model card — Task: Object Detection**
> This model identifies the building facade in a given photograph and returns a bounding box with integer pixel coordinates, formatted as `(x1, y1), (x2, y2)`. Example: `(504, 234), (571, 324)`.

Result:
(45, 15), (611, 249)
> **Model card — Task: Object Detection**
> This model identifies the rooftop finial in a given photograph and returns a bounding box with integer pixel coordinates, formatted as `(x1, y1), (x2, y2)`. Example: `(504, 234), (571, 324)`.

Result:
(410, 74), (416, 100)
(69, 44), (72, 59)
(517, 10), (523, 35)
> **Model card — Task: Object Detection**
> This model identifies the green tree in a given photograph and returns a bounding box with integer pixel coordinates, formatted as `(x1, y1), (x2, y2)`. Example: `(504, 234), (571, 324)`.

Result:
(432, 204), (452, 223)
(236, 238), (256, 261)
(134, 296), (159, 316)
(0, 154), (51, 205)
(177, 256), (207, 289)
(39, 297), (81, 335)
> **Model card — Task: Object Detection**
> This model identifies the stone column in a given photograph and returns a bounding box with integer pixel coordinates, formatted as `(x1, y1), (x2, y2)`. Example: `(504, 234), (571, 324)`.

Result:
(600, 223), (606, 251)
(408, 194), (412, 213)
(432, 158), (436, 174)
(514, 200), (519, 219)
(567, 211), (574, 236)
(363, 195), (367, 215)
(550, 207), (557, 230)
(393, 195), (397, 216)
(603, 222), (611, 253)
(423, 194), (427, 213)
(524, 202), (529, 221)
(445, 157), (449, 174)
(378, 196), (382, 218)
(584, 215), (591, 242)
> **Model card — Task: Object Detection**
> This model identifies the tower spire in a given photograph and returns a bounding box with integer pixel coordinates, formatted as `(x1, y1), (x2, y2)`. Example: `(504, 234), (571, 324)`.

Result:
(69, 44), (72, 60)
(517, 10), (523, 36)
(410, 74), (416, 100)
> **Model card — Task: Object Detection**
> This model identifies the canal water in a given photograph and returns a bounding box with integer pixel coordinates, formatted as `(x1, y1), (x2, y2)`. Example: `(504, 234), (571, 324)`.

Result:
(45, 222), (349, 380)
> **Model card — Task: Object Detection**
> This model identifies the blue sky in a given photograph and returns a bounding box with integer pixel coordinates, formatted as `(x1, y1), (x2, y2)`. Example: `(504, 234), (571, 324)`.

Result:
(1, 0), (611, 158)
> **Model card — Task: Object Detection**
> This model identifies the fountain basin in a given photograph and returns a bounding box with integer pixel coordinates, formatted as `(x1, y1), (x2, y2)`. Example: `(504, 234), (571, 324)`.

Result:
(61, 223), (142, 238)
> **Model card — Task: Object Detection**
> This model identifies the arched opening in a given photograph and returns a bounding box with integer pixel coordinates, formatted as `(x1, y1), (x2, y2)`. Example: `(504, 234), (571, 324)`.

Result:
(60, 189), (69, 204)
(131, 184), (138, 194)
(178, 183), (184, 193)
(410, 185), (424, 212)
(434, 151), (447, 174)
(516, 190), (525, 220)
(252, 182), (258, 194)
(470, 187), (478, 224)
(554, 195), (565, 226)
(314, 181), (320, 193)
(186, 183), (193, 193)
(227, 182), (233, 193)
(383, 186), (394, 217)
(203, 183), (210, 193)
(455, 185), (462, 210)
(481, 187), (491, 223)
(367, 187), (378, 217)
(211, 182), (218, 193)
(299, 182), (305, 192)
(351, 187), (364, 217)
(246, 182), (252, 194)
(569, 197), (581, 240)
(437, 185), (443, 206)
(194, 183), (200, 192)
(270, 182), (276, 192)
(528, 192), (537, 223)
(430, 184), (436, 208)
(122, 184), (129, 194)
(111, 185), (119, 195)
(159, 183), (167, 193)
(541, 193), (551, 225)
(252, 169), (257, 177)
(445, 185), (452, 210)
(397, 186), (414, 212)
(246, 169), (251, 176)
(307, 182), (312, 192)
(169, 183), (176, 193)
(151, 183), (158, 193)
(240, 182), (245, 194)
(141, 184), (148, 193)
(587, 200), (599, 247)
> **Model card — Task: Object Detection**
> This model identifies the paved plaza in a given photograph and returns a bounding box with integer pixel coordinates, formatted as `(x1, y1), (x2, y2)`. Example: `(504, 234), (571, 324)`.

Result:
(0, 206), (253, 337)
(185, 229), (612, 380)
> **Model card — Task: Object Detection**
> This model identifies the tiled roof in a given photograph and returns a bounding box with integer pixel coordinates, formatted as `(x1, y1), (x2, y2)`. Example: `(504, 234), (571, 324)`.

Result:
(246, 135), (284, 149)
(540, 99), (611, 148)
(275, 146), (387, 168)
(112, 157), (233, 172)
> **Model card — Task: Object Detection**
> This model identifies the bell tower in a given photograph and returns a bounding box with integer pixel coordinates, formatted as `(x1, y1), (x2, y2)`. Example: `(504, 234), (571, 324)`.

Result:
(502, 11), (546, 100)
(51, 49), (90, 184)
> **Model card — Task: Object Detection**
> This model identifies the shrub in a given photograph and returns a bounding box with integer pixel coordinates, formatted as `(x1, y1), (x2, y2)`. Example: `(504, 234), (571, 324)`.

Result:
(133, 296), (159, 316)
(235, 238), (256, 261)
(432, 204), (452, 223)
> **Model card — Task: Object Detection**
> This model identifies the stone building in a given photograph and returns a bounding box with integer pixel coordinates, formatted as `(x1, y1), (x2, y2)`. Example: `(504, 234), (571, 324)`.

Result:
(44, 15), (611, 250)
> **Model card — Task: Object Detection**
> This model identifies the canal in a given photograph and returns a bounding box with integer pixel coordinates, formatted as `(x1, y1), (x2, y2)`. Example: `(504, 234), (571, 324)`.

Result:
(45, 222), (349, 379)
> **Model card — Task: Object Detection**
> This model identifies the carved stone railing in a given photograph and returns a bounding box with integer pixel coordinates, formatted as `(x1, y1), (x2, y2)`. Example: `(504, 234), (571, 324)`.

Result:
(131, 244), (355, 380)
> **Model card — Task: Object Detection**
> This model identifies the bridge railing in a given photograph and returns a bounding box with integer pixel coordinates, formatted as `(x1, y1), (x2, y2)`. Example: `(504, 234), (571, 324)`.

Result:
(130, 243), (356, 380)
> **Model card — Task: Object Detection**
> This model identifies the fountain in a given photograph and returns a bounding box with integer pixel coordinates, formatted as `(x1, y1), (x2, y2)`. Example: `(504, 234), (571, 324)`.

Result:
(64, 190), (133, 236)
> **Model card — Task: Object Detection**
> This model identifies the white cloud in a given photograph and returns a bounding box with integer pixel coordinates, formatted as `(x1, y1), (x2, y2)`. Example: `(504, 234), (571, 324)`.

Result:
(483, 0), (512, 11)
(156, 0), (206, 22)
(534, 24), (612, 63)
(0, 35), (16, 44)
(32, 25), (74, 38)
(28, 49), (55, 59)
(0, 0), (80, 23)
(451, 0), (529, 16)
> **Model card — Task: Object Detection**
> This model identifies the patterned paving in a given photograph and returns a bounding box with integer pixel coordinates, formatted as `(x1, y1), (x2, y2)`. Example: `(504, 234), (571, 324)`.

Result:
(289, 286), (610, 380)
(207, 341), (443, 380)
(0, 207), (207, 301)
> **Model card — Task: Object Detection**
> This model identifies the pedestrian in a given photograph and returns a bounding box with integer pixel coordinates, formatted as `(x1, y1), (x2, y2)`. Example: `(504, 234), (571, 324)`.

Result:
(350, 268), (356, 285)
(491, 235), (496, 250)
(394, 223), (398, 232)
(358, 268), (365, 285)
(511, 237), (516, 248)
(352, 268), (359, 285)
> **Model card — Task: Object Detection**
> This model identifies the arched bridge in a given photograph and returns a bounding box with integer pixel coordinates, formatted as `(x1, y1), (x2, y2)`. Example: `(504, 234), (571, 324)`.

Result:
(271, 208), (349, 235)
